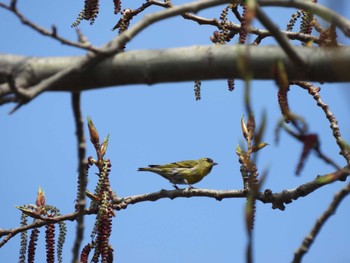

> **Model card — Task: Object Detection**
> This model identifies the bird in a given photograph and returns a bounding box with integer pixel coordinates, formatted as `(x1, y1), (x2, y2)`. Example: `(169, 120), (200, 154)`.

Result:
(138, 158), (218, 189)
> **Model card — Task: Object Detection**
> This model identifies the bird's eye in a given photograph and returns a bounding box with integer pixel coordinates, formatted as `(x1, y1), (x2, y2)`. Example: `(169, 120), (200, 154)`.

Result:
(206, 158), (213, 163)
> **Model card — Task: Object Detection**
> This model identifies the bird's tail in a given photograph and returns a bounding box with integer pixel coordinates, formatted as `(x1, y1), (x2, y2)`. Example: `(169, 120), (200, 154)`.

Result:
(138, 167), (152, 172)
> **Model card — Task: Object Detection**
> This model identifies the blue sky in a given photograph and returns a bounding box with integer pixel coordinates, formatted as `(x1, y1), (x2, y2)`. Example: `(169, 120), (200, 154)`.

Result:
(1, 0), (350, 262)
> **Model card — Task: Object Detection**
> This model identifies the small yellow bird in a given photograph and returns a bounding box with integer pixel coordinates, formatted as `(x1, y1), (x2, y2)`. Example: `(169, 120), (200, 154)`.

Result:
(138, 158), (218, 189)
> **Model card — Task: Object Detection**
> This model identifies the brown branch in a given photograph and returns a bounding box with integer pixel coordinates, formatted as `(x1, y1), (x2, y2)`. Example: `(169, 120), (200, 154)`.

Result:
(1, 166), (348, 247)
(259, 166), (350, 210)
(0, 2), (98, 52)
(182, 12), (220, 27)
(104, 0), (230, 52)
(112, 0), (220, 33)
(150, 0), (222, 27)
(314, 148), (341, 171)
(146, 0), (320, 47)
(112, 166), (350, 211)
(71, 92), (87, 263)
(293, 81), (350, 165)
(228, 22), (320, 44)
(112, 188), (247, 210)
(310, 91), (350, 163)
(0, 208), (97, 248)
(112, 1), (153, 31)
(278, 113), (341, 172)
(292, 181), (350, 263)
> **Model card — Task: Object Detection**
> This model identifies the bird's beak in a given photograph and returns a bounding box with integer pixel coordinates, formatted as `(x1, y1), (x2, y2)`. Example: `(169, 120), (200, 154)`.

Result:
(213, 162), (218, 166)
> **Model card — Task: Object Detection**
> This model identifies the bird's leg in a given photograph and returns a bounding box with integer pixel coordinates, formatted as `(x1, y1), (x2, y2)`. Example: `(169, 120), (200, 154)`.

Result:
(172, 184), (179, 189)
(188, 184), (195, 190)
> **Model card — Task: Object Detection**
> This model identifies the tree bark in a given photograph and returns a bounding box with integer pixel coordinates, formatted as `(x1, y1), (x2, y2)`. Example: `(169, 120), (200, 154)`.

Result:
(1, 45), (349, 93)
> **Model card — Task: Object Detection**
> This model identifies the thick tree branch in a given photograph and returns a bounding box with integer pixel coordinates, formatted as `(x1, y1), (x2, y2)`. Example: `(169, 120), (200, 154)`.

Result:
(1, 45), (349, 101)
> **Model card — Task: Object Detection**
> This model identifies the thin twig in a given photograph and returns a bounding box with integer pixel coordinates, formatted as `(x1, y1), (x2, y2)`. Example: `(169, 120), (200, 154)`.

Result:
(246, 236), (253, 263)
(71, 92), (87, 263)
(279, 113), (341, 172)
(108, 0), (229, 51)
(314, 148), (341, 170)
(292, 182), (350, 263)
(0, 208), (97, 248)
(293, 81), (350, 165)
(150, 0), (222, 27)
(112, 167), (350, 211)
(0, 2), (98, 52)
(228, 22), (320, 44)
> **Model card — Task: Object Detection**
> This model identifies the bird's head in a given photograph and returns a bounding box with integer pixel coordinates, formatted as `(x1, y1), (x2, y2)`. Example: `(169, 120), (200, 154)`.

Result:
(201, 158), (218, 167)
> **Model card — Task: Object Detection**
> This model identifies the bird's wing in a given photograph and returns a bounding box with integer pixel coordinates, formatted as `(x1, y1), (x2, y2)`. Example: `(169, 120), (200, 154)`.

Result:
(169, 160), (195, 168)
(149, 160), (195, 169)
